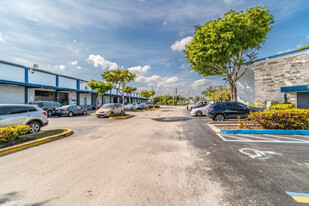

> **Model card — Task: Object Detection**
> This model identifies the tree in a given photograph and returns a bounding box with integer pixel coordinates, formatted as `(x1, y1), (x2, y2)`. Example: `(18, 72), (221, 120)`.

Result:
(140, 90), (155, 99)
(86, 81), (113, 105)
(102, 70), (136, 112)
(185, 6), (274, 101)
(124, 86), (137, 104)
(203, 86), (231, 102)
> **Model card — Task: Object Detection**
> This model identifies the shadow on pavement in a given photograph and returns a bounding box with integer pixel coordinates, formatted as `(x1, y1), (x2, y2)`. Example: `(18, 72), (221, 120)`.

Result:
(151, 117), (191, 122)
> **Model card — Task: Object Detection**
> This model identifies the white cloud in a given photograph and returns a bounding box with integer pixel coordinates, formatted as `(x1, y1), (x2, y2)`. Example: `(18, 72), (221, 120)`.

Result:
(0, 32), (6, 43)
(192, 79), (213, 90)
(128, 65), (151, 76)
(68, 60), (78, 66)
(77, 66), (83, 70)
(135, 75), (162, 84)
(55, 65), (66, 70)
(87, 54), (120, 70)
(224, 0), (233, 4)
(157, 76), (183, 87)
(136, 74), (183, 88)
(171, 36), (193, 52)
(277, 48), (294, 55)
(163, 21), (167, 26)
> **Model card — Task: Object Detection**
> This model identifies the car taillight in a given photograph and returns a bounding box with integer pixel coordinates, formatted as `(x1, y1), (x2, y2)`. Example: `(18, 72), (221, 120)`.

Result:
(41, 107), (44, 110)
(43, 111), (47, 116)
(62, 109), (67, 111)
(208, 108), (214, 111)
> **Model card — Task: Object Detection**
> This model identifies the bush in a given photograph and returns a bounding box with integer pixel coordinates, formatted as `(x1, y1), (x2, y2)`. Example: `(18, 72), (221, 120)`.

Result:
(0, 124), (30, 143)
(247, 109), (309, 130)
(269, 104), (295, 111)
(154, 104), (160, 108)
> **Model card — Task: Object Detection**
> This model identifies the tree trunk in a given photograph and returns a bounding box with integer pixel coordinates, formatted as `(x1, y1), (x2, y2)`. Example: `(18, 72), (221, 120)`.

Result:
(229, 81), (237, 101)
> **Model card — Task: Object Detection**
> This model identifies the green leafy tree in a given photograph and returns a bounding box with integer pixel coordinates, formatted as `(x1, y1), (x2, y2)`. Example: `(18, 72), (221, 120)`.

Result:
(140, 90), (156, 100)
(185, 6), (274, 101)
(203, 86), (231, 102)
(124, 86), (137, 103)
(102, 70), (136, 112)
(86, 81), (113, 105)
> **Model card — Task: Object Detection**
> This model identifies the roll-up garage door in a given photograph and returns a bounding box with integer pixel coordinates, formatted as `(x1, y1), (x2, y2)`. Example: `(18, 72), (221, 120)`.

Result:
(297, 92), (309, 109)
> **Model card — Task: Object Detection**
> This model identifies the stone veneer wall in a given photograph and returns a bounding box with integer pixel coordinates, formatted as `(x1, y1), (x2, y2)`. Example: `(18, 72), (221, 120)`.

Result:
(254, 50), (309, 104)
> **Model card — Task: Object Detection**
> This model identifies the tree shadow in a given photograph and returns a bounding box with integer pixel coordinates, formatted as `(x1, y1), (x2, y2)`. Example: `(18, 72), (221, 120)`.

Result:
(0, 192), (19, 204)
(151, 117), (191, 122)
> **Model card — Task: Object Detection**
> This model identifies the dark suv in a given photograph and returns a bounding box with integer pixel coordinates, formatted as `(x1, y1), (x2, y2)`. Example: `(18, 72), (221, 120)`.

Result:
(207, 102), (263, 121)
(29, 101), (62, 117)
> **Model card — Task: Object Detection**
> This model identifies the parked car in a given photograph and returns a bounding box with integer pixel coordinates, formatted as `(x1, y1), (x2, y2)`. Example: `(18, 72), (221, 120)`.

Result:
(29, 101), (62, 117)
(95, 103), (124, 118)
(55, 105), (88, 117)
(146, 102), (154, 108)
(191, 104), (212, 116)
(92, 104), (103, 110)
(124, 104), (133, 110)
(130, 103), (138, 110)
(187, 101), (208, 111)
(137, 103), (149, 110)
(207, 102), (264, 121)
(0, 104), (48, 133)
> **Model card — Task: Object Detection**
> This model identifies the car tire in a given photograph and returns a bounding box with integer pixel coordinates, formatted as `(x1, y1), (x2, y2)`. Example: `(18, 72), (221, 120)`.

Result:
(68, 112), (73, 117)
(28, 121), (41, 133)
(215, 114), (225, 121)
(196, 111), (203, 116)
(47, 110), (52, 117)
(83, 111), (87, 115)
(110, 112), (114, 117)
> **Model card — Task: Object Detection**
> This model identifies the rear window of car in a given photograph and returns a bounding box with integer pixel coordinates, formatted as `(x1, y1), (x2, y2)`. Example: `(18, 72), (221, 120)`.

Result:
(221, 103), (234, 108)
(234, 103), (247, 109)
(31, 102), (43, 107)
(0, 107), (4, 115)
(43, 102), (53, 107)
(6, 106), (29, 115)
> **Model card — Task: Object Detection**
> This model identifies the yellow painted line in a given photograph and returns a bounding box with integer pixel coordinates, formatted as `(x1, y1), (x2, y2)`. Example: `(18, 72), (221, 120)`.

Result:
(109, 114), (135, 120)
(0, 129), (73, 157)
(291, 196), (309, 203)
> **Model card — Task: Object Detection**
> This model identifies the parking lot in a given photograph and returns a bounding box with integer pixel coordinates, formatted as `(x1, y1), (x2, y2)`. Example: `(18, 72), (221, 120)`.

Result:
(0, 106), (308, 205)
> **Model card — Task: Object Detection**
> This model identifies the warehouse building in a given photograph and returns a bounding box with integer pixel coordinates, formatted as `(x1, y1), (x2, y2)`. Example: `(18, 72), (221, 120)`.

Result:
(237, 48), (309, 109)
(0, 60), (147, 108)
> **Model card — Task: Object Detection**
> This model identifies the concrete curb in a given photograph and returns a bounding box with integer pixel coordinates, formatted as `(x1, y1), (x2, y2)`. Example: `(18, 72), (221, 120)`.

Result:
(0, 129), (73, 157)
(220, 129), (309, 135)
(207, 123), (221, 133)
(109, 114), (135, 120)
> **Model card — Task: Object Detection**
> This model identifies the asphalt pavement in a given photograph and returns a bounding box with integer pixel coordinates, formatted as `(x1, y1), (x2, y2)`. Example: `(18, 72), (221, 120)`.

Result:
(0, 106), (308, 205)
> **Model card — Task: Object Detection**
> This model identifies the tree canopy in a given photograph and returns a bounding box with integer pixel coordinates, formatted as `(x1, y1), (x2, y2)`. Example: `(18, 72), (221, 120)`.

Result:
(86, 81), (113, 95)
(185, 6), (274, 101)
(140, 90), (155, 99)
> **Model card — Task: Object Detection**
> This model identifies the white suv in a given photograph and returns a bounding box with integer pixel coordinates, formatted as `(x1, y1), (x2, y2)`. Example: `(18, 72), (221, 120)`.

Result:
(0, 104), (49, 133)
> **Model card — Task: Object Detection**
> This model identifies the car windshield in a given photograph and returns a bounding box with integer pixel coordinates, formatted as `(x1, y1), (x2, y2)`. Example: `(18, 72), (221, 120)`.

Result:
(101, 104), (113, 109)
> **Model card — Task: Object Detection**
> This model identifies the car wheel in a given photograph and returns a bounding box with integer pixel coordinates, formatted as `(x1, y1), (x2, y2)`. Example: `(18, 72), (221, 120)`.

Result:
(83, 111), (87, 115)
(215, 114), (225, 121)
(28, 121), (41, 133)
(110, 112), (114, 117)
(68, 112), (73, 117)
(47, 110), (52, 117)
(196, 111), (203, 116)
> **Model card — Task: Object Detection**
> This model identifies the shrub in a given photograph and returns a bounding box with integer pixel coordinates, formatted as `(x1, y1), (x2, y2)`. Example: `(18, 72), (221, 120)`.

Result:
(154, 104), (160, 108)
(247, 109), (309, 130)
(269, 104), (295, 111)
(0, 124), (30, 143)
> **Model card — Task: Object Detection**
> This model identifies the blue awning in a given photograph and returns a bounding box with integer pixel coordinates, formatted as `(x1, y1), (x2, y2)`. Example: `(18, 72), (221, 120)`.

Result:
(281, 85), (309, 93)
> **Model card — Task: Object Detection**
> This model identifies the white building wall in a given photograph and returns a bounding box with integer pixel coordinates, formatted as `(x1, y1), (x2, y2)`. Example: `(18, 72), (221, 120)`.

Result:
(103, 96), (110, 104)
(28, 88), (36, 103)
(0, 64), (24, 82)
(79, 93), (92, 105)
(0, 85), (24, 104)
(69, 91), (77, 105)
(59, 77), (76, 89)
(79, 81), (91, 91)
(236, 65), (255, 104)
(28, 71), (56, 86)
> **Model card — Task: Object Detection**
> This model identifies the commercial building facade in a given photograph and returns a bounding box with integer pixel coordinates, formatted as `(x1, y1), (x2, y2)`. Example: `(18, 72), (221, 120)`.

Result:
(0, 60), (147, 108)
(237, 48), (309, 109)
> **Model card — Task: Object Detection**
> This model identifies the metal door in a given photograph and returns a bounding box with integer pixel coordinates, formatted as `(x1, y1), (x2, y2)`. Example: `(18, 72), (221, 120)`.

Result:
(297, 92), (309, 109)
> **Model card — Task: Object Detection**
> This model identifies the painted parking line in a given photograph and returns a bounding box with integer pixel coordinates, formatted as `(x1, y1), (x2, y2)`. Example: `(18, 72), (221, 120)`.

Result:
(286, 191), (309, 204)
(217, 133), (309, 144)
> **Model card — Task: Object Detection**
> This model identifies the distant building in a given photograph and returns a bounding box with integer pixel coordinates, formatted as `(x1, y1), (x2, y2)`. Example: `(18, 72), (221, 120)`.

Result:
(237, 48), (309, 109)
(0, 60), (147, 108)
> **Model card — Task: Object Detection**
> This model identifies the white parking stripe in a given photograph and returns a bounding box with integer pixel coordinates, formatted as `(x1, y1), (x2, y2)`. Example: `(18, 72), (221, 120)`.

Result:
(263, 134), (307, 142)
(293, 135), (309, 139)
(221, 134), (252, 141)
(237, 134), (278, 141)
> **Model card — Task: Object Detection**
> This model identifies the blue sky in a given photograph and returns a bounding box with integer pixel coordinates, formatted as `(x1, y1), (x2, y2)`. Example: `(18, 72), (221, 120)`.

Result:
(0, 0), (309, 96)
